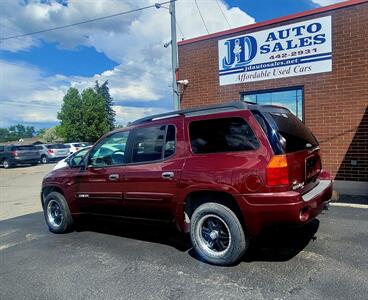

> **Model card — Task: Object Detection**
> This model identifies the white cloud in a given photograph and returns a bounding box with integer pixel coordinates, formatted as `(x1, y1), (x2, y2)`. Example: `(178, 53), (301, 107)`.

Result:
(0, 0), (255, 127)
(113, 106), (167, 125)
(310, 0), (346, 6)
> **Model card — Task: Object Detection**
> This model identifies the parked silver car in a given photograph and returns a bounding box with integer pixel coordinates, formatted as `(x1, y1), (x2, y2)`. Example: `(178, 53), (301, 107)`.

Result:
(35, 144), (70, 164)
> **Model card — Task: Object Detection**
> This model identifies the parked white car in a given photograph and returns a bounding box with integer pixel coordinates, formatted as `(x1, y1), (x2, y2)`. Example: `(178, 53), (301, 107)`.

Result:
(53, 146), (91, 170)
(64, 143), (85, 154)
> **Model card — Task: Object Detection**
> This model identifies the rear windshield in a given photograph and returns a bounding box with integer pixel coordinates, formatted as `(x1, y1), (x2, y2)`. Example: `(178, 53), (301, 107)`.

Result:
(47, 144), (68, 149)
(252, 110), (318, 153)
(72, 143), (83, 147)
(14, 145), (37, 151)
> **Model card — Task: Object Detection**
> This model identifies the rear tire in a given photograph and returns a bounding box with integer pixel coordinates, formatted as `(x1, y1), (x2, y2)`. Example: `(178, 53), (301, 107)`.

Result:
(3, 159), (12, 169)
(41, 155), (48, 164)
(44, 192), (73, 233)
(190, 202), (247, 266)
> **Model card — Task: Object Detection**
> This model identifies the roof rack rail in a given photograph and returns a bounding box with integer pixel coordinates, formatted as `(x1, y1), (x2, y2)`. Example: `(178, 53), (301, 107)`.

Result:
(131, 101), (247, 125)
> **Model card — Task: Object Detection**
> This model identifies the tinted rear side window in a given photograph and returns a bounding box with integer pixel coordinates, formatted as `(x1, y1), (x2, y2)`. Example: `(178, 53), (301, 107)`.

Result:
(15, 145), (36, 151)
(189, 117), (259, 154)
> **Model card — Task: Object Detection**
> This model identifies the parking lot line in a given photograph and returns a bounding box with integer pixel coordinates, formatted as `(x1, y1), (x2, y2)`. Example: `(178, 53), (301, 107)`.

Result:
(330, 202), (368, 209)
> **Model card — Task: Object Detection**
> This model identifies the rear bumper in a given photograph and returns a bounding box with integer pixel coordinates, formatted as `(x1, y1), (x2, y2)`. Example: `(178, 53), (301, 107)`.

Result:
(238, 179), (333, 236)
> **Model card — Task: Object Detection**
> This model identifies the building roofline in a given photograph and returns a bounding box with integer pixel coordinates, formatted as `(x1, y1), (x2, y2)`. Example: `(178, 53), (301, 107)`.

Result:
(177, 0), (367, 46)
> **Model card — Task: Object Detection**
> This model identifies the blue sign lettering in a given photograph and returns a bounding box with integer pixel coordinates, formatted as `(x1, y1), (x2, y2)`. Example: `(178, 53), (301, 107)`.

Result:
(222, 36), (257, 69)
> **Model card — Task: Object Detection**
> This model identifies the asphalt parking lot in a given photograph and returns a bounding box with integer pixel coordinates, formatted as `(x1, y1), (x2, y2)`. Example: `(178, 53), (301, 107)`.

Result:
(0, 165), (367, 299)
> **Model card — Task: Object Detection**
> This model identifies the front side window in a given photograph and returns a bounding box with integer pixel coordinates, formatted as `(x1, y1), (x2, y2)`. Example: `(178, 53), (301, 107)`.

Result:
(241, 87), (303, 120)
(189, 117), (259, 154)
(70, 148), (90, 167)
(89, 131), (129, 167)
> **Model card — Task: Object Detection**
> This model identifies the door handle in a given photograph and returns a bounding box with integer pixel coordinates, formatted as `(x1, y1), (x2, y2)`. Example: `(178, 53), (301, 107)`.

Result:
(109, 174), (119, 181)
(162, 172), (174, 179)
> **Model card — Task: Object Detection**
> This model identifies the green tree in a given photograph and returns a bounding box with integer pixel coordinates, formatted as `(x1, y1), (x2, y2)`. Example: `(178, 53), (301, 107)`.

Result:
(36, 128), (47, 138)
(81, 88), (109, 142)
(95, 80), (116, 130)
(57, 87), (109, 143)
(0, 124), (35, 142)
(42, 126), (62, 143)
(0, 128), (10, 142)
(57, 87), (83, 141)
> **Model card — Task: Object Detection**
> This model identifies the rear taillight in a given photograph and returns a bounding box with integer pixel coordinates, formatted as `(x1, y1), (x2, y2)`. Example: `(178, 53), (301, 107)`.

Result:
(12, 150), (18, 157)
(48, 149), (54, 154)
(266, 155), (289, 186)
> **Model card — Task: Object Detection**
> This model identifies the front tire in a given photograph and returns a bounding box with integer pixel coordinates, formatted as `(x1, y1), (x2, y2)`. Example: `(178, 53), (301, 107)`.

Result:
(190, 203), (247, 266)
(44, 192), (73, 233)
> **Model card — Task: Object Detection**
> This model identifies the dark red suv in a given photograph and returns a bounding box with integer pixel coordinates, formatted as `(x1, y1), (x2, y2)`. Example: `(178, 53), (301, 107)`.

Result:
(41, 102), (332, 265)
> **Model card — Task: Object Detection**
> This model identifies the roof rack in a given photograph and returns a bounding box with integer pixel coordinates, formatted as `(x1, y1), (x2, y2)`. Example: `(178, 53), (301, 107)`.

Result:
(131, 101), (248, 125)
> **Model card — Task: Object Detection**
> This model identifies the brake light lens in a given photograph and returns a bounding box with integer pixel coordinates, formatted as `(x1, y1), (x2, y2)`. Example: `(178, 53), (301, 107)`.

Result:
(12, 150), (18, 157)
(266, 155), (289, 186)
(48, 149), (54, 154)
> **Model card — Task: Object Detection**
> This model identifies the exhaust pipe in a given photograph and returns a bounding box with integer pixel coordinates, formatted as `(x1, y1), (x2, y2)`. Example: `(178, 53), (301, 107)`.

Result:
(323, 201), (331, 210)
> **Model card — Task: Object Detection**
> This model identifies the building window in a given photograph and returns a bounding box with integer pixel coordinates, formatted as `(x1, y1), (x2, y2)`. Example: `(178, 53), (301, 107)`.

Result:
(241, 87), (303, 120)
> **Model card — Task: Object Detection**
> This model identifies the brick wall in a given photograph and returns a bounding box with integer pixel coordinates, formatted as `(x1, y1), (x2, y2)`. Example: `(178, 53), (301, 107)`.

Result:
(178, 2), (368, 182)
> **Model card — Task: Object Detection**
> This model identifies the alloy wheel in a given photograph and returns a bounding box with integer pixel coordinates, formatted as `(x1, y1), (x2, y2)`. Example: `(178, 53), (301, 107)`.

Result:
(195, 214), (231, 257)
(46, 200), (63, 228)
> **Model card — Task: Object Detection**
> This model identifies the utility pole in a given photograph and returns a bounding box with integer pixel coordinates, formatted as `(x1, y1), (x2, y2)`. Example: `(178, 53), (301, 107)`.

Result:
(169, 0), (179, 110)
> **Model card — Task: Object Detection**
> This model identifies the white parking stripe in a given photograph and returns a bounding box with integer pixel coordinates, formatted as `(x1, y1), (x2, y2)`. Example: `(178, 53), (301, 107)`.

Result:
(330, 202), (368, 209)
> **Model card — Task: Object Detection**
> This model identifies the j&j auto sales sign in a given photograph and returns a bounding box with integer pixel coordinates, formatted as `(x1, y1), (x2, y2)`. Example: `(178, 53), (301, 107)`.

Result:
(218, 16), (332, 85)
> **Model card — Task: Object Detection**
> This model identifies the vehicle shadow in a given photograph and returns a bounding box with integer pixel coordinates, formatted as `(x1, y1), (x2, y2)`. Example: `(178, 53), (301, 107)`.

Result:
(77, 215), (320, 263)
(242, 219), (320, 262)
(75, 217), (192, 252)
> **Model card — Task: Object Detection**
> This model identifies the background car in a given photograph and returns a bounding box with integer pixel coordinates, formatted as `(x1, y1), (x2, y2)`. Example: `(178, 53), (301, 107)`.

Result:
(64, 143), (84, 154)
(0, 144), (39, 168)
(53, 146), (91, 170)
(35, 144), (70, 164)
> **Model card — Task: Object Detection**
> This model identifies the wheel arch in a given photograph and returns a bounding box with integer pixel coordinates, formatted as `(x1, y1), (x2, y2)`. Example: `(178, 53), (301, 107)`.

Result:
(182, 190), (245, 233)
(41, 185), (65, 208)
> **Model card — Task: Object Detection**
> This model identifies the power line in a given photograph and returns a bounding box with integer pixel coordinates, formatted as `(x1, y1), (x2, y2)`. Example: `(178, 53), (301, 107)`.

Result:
(194, 0), (209, 34)
(0, 1), (175, 41)
(216, 0), (231, 29)
(173, 13), (185, 39)
(157, 4), (185, 40)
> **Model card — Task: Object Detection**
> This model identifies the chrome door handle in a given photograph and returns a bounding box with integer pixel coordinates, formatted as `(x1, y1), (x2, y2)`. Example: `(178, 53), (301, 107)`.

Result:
(162, 172), (174, 179)
(109, 174), (119, 181)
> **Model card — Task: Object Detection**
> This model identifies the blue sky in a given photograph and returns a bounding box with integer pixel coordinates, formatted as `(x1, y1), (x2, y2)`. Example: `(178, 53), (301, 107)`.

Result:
(0, 0), (343, 130)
